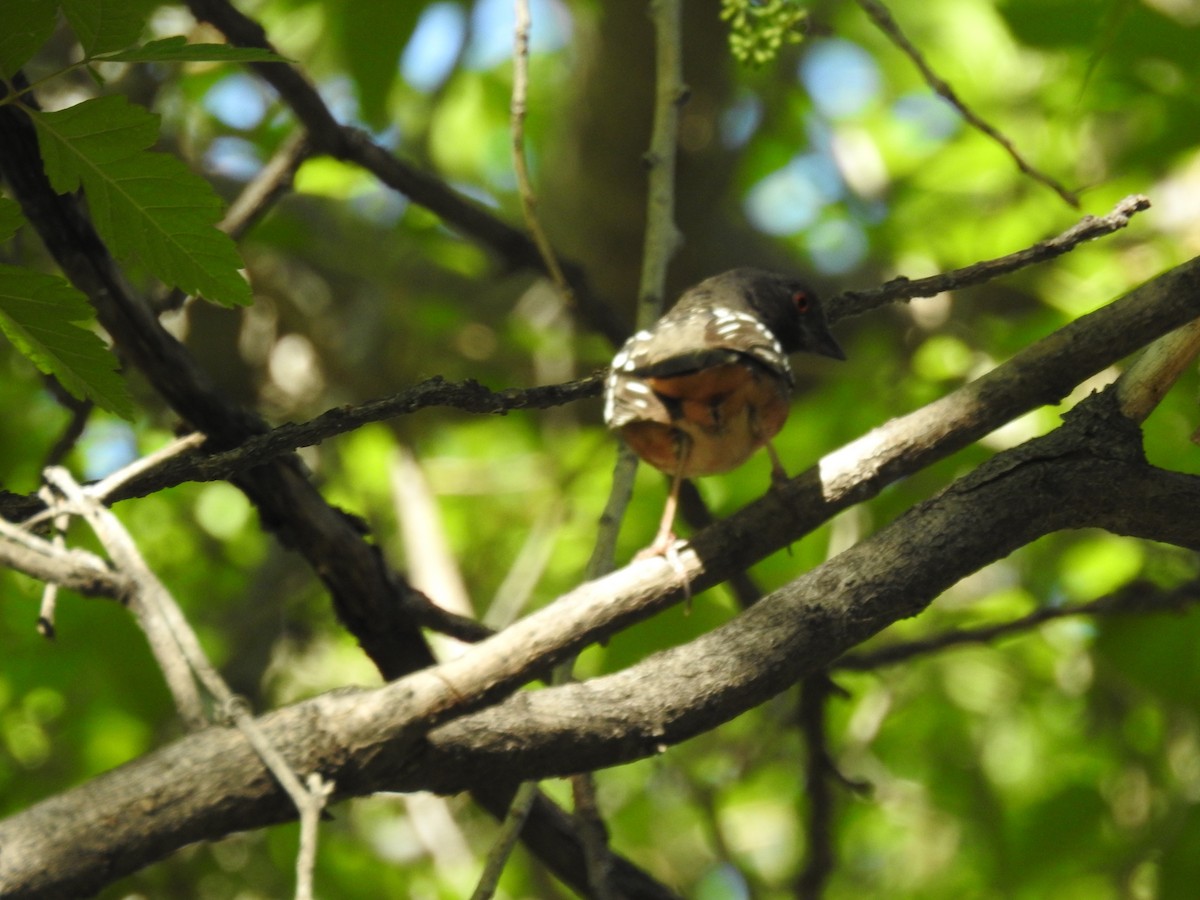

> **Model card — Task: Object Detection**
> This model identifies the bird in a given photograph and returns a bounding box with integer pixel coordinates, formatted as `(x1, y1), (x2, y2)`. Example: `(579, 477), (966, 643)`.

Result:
(604, 268), (844, 556)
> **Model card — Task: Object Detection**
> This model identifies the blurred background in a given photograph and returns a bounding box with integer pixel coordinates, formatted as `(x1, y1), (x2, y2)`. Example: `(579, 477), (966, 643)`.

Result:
(3, 0), (1200, 897)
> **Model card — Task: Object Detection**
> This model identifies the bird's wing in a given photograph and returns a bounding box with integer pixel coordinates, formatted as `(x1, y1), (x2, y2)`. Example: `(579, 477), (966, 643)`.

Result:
(625, 305), (792, 379)
(603, 306), (792, 428)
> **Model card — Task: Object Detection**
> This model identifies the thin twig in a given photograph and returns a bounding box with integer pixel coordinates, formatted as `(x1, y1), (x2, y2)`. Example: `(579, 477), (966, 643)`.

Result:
(855, 0), (1079, 207)
(468, 781), (539, 900)
(221, 131), (311, 241)
(0, 519), (125, 597)
(485, 500), (565, 629)
(584, 443), (637, 579)
(34, 487), (69, 638)
(21, 433), (209, 532)
(98, 374), (603, 503)
(42, 468), (208, 728)
(475, 6), (615, 890)
(572, 6), (687, 893)
(571, 771), (616, 900)
(795, 676), (836, 900)
(91, 432), (209, 502)
(588, 0), (688, 581)
(223, 696), (331, 900)
(685, 778), (752, 893)
(39, 466), (332, 899)
(831, 194), (1150, 320)
(637, 0), (686, 329)
(837, 579), (1200, 670)
(391, 446), (474, 644)
(510, 0), (572, 302)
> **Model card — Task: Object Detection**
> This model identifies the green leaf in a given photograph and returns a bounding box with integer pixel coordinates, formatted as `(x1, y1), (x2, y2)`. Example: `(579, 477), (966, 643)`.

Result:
(0, 264), (134, 418)
(30, 96), (251, 307)
(99, 37), (291, 64)
(339, 0), (419, 128)
(0, 0), (57, 80)
(62, 0), (158, 57)
(0, 197), (27, 242)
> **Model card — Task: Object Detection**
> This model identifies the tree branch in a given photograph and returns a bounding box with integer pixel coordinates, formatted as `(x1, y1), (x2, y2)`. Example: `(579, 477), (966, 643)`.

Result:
(838, 578), (1200, 670)
(4, 245), (1200, 894)
(830, 194), (1150, 320)
(6, 388), (1200, 897)
(101, 374), (603, 504)
(182, 0), (628, 346)
(855, 0), (1079, 207)
(0, 80), (674, 900)
(0, 88), (435, 676)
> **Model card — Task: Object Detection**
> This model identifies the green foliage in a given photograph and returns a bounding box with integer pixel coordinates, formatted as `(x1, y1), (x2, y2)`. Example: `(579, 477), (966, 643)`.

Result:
(721, 0), (807, 66)
(0, 198), (25, 241)
(0, 0), (265, 415)
(29, 96), (250, 308)
(0, 264), (133, 417)
(2, 0), (1200, 897)
(0, 0), (58, 79)
(60, 0), (159, 57)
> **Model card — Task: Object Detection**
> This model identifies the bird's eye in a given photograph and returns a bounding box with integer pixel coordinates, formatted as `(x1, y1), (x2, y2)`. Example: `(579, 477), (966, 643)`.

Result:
(793, 291), (810, 313)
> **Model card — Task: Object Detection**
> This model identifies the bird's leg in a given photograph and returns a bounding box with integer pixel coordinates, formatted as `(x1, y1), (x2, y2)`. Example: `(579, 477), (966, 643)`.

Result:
(641, 451), (686, 558)
(637, 434), (693, 609)
(748, 397), (787, 487)
(652, 475), (681, 555)
(766, 441), (789, 486)
(765, 440), (795, 558)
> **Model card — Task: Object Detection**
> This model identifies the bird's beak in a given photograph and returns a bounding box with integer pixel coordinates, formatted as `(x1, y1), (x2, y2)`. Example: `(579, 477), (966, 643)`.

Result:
(816, 330), (846, 361)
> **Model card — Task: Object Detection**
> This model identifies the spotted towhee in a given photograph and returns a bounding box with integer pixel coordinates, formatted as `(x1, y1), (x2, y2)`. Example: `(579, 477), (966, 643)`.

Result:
(604, 268), (844, 554)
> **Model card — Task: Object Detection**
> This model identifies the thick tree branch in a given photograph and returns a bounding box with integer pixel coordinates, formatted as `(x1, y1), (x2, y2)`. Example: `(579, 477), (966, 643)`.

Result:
(3, 250), (1200, 894)
(398, 401), (1200, 790)
(6, 257), (1199, 639)
(6, 389), (1200, 897)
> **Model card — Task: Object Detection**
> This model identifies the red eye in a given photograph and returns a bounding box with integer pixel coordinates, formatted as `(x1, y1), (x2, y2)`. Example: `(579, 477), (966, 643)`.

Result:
(793, 291), (810, 313)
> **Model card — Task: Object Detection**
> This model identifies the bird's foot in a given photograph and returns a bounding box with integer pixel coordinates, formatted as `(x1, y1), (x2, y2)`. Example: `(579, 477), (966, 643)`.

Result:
(637, 533), (692, 613)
